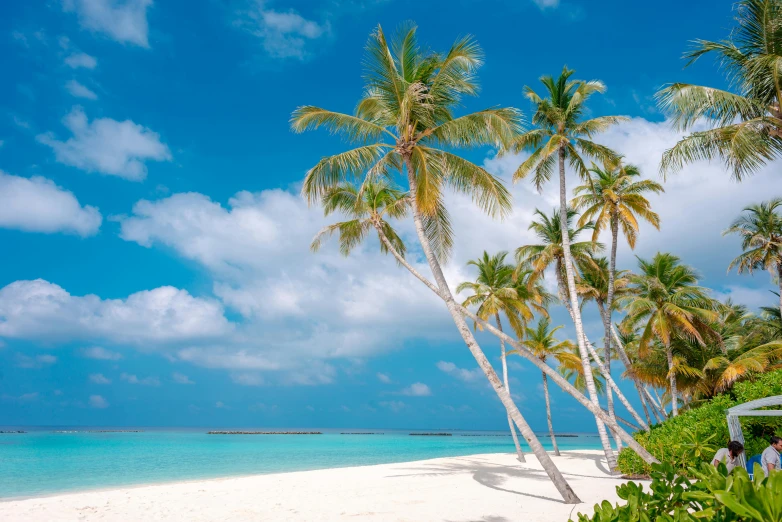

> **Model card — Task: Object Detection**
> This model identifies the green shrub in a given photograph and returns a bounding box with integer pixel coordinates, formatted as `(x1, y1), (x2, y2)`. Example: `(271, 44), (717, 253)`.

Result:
(571, 462), (782, 522)
(617, 369), (782, 476)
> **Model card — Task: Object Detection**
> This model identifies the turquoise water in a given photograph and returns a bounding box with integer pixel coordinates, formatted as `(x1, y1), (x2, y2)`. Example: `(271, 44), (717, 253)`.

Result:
(0, 428), (603, 499)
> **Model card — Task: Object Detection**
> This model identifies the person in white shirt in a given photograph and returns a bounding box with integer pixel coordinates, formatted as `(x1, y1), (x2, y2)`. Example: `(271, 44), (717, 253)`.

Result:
(760, 436), (782, 476)
(712, 440), (744, 472)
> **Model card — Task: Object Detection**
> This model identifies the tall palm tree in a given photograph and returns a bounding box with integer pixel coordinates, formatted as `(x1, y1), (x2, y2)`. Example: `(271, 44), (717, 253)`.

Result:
(572, 164), (663, 426)
(622, 253), (720, 416)
(724, 198), (782, 317)
(657, 0), (782, 180)
(513, 317), (575, 456)
(457, 251), (548, 462)
(293, 23), (583, 502)
(512, 66), (626, 470)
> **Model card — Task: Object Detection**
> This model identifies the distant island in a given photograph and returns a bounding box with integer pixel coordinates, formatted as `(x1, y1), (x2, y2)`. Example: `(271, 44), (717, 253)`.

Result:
(207, 431), (323, 435)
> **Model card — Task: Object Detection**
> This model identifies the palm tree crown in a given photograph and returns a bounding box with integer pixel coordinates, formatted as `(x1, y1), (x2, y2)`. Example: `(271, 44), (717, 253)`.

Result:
(512, 66), (625, 190)
(572, 160), (664, 248)
(292, 23), (521, 262)
(657, 0), (782, 180)
(724, 198), (782, 275)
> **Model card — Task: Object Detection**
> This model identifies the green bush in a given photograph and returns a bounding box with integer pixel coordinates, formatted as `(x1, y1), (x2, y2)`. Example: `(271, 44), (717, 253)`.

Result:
(617, 370), (782, 476)
(571, 462), (782, 522)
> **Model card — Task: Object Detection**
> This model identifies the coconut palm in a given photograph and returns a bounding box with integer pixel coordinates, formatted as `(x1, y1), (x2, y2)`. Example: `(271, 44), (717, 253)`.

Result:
(293, 23), (588, 502)
(513, 317), (575, 456)
(310, 180), (409, 257)
(456, 251), (548, 462)
(512, 66), (627, 469)
(657, 0), (782, 180)
(724, 198), (782, 317)
(571, 161), (663, 425)
(622, 253), (720, 416)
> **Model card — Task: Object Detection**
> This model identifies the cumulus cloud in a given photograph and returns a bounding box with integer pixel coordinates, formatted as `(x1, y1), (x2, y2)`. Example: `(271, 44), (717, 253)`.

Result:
(236, 2), (328, 60)
(376, 372), (392, 383)
(16, 353), (57, 369)
(0, 279), (232, 344)
(120, 373), (160, 386)
(230, 372), (264, 386)
(81, 346), (122, 360)
(89, 373), (111, 384)
(63, 0), (152, 48)
(400, 382), (431, 396)
(532, 0), (560, 7)
(65, 80), (98, 100)
(436, 361), (483, 382)
(37, 107), (171, 181)
(0, 171), (101, 236)
(89, 394), (109, 408)
(65, 52), (97, 69)
(379, 400), (405, 412)
(172, 372), (194, 384)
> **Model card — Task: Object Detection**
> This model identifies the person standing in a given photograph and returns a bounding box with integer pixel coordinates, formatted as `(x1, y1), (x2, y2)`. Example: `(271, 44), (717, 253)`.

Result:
(760, 436), (782, 476)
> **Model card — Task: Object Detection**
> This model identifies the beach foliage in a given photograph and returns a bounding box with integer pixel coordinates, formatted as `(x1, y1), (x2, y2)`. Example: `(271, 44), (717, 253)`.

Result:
(572, 461), (782, 522)
(616, 369), (782, 476)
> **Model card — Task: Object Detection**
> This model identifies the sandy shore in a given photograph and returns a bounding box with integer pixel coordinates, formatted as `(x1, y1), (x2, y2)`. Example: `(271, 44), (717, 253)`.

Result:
(0, 450), (640, 521)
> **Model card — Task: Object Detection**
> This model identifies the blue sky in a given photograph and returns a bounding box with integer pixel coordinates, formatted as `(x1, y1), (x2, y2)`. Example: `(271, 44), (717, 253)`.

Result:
(1, 0), (777, 431)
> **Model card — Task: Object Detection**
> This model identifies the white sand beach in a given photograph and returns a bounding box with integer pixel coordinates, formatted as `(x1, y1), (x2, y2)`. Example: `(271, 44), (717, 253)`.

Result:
(0, 450), (640, 522)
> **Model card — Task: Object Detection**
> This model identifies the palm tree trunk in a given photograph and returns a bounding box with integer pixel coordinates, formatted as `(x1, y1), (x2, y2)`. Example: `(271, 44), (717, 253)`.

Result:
(608, 323), (654, 426)
(665, 342), (678, 416)
(553, 159), (618, 477)
(496, 313), (525, 462)
(542, 371), (560, 455)
(402, 157), (580, 504)
(778, 265), (782, 319)
(605, 217), (620, 450)
(650, 387), (668, 420)
(370, 218), (658, 466)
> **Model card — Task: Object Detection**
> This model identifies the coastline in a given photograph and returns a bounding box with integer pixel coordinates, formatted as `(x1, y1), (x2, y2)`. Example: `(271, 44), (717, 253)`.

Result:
(0, 450), (640, 521)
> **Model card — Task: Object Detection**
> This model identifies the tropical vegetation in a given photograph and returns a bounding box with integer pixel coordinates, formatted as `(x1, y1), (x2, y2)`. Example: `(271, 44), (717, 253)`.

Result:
(293, 3), (782, 505)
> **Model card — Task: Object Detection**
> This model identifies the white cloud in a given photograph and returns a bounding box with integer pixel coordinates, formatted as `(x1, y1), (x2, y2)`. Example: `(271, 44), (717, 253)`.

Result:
(89, 394), (109, 408)
(37, 107), (171, 181)
(63, 0), (152, 48)
(532, 0), (560, 7)
(81, 346), (122, 360)
(400, 382), (431, 396)
(0, 171), (101, 236)
(436, 361), (483, 382)
(16, 353), (58, 369)
(65, 52), (97, 69)
(121, 372), (160, 386)
(89, 373), (111, 384)
(376, 372), (392, 383)
(379, 400), (405, 412)
(215, 401), (226, 408)
(65, 80), (98, 100)
(230, 372), (264, 386)
(172, 372), (194, 384)
(236, 2), (328, 60)
(0, 279), (232, 344)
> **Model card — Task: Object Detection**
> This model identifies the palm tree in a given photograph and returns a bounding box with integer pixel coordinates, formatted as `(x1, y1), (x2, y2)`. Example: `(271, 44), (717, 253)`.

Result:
(293, 23), (583, 502)
(657, 0), (782, 180)
(310, 180), (410, 257)
(622, 253), (720, 416)
(572, 164), (663, 427)
(724, 198), (782, 317)
(457, 251), (548, 462)
(513, 318), (575, 456)
(512, 66), (626, 470)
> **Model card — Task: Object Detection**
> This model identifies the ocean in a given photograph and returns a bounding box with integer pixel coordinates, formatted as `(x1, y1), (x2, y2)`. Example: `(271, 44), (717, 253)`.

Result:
(0, 427), (604, 499)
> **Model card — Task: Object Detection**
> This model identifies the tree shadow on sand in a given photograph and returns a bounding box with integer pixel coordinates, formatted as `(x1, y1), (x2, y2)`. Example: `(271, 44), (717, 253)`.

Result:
(385, 453), (624, 504)
(444, 516), (511, 522)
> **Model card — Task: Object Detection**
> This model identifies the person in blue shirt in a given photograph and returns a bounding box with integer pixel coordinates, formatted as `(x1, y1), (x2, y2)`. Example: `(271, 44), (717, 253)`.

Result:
(760, 436), (782, 476)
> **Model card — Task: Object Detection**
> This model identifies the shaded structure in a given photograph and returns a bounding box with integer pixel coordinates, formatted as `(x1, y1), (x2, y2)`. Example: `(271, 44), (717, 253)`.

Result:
(725, 395), (782, 470)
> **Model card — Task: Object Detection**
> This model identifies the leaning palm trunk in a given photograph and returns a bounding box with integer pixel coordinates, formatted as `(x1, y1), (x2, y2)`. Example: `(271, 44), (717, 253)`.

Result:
(609, 324), (656, 425)
(605, 218), (620, 449)
(778, 265), (782, 318)
(371, 213), (659, 467)
(542, 372), (560, 455)
(665, 342), (679, 416)
(402, 159), (581, 504)
(496, 313), (525, 462)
